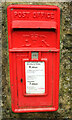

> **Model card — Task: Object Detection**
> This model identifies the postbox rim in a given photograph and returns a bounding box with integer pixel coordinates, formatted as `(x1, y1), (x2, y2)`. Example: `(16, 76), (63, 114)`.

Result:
(7, 4), (60, 11)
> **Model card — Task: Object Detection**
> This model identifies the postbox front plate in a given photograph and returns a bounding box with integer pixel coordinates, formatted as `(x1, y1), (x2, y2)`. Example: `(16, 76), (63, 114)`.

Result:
(7, 5), (60, 113)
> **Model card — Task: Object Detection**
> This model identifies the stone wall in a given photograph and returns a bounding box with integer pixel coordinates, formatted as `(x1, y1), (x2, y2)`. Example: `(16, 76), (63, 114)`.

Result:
(1, 2), (72, 120)
(0, 1), (2, 120)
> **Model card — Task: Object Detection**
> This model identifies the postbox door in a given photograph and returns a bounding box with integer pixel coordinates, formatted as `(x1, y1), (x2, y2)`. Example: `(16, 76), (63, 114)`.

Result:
(16, 51), (58, 108)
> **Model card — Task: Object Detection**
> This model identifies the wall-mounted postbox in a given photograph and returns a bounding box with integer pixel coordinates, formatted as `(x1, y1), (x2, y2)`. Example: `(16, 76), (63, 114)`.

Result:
(7, 5), (60, 113)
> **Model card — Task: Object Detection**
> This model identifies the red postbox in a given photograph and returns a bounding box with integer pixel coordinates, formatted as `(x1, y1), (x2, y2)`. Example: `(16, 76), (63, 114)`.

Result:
(7, 5), (60, 113)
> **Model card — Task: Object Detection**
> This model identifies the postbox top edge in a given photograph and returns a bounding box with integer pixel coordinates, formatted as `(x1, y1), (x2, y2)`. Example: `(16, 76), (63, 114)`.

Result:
(7, 4), (60, 11)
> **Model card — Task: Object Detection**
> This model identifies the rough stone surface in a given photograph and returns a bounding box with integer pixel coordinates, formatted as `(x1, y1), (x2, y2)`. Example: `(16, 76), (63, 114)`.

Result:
(1, 0), (72, 2)
(1, 2), (72, 120)
(0, 1), (2, 120)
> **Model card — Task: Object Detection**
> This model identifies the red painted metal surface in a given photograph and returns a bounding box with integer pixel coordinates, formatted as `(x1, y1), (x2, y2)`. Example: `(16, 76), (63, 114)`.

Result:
(7, 5), (60, 113)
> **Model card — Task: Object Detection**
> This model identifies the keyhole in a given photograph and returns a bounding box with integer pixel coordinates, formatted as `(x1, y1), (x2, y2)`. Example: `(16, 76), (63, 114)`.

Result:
(21, 78), (23, 83)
